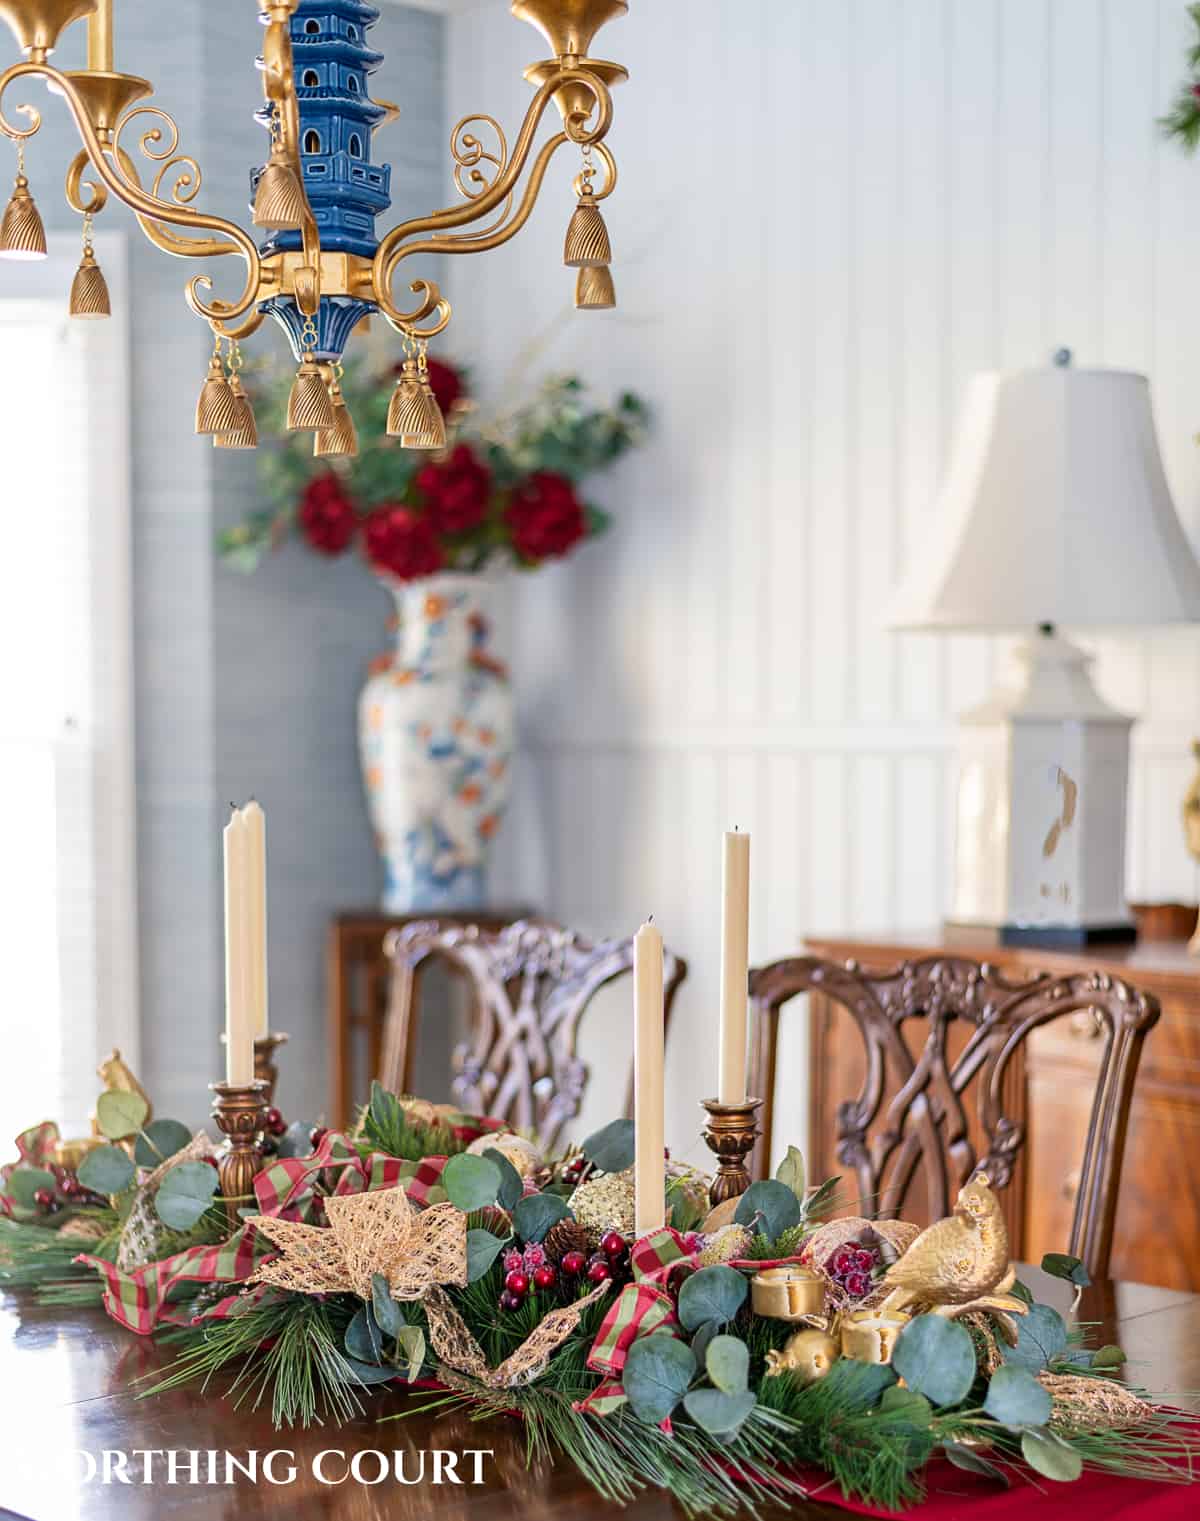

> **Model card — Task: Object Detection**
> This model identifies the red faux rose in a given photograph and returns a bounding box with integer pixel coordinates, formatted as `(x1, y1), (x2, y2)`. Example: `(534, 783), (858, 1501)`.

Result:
(415, 443), (492, 535)
(504, 472), (587, 562)
(364, 505), (444, 581)
(426, 357), (465, 416)
(298, 473), (357, 555)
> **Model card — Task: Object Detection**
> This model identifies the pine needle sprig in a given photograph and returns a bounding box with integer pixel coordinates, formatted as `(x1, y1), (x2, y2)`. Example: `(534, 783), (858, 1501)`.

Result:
(1161, 4), (1200, 151)
(0, 1213), (120, 1298)
(142, 1291), (365, 1428)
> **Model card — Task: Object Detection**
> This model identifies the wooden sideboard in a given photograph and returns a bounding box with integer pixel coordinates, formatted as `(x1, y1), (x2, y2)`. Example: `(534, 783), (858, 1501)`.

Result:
(802, 931), (1200, 1291)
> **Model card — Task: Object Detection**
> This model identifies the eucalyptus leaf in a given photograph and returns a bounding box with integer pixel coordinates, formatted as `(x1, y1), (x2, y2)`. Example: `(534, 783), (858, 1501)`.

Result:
(337, 1354), (398, 1387)
(513, 1191), (571, 1243)
(371, 1273), (405, 1338)
(774, 1145), (807, 1207)
(7, 1168), (57, 1209)
(133, 1119), (192, 1168)
(944, 1441), (1010, 1485)
(691, 1321), (720, 1366)
(95, 1089), (150, 1140)
(1091, 1344), (1126, 1371)
(441, 1153), (501, 1213)
(892, 1315), (977, 1407)
(677, 1265), (748, 1332)
(879, 1385), (933, 1425)
(466, 1228), (511, 1282)
(581, 1118), (635, 1174)
(77, 1145), (136, 1196)
(705, 1334), (750, 1395)
(682, 1387), (757, 1439)
(1001, 1303), (1068, 1373)
(484, 1148), (524, 1212)
(346, 1305), (383, 1366)
(1041, 1252), (1091, 1288)
(154, 1160), (219, 1230)
(1020, 1426), (1083, 1482)
(394, 1325), (426, 1383)
(623, 1332), (696, 1425)
(983, 1365), (1053, 1428)
(733, 1180), (802, 1242)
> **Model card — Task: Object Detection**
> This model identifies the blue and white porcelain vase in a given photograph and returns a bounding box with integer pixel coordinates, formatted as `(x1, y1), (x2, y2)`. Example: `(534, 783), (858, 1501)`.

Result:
(358, 574), (513, 912)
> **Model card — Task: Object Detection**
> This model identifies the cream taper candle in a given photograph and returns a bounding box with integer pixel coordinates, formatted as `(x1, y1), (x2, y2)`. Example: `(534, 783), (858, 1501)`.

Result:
(242, 800), (268, 1039)
(223, 808), (254, 1086)
(719, 830), (750, 1104)
(633, 919), (665, 1236)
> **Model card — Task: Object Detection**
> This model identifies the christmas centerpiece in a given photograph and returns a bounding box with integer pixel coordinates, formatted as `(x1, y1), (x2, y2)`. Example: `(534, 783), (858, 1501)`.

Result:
(217, 359), (648, 912)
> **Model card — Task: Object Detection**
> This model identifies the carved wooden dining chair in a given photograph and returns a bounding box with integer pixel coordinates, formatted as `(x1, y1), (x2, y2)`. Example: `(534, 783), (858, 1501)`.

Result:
(379, 919), (688, 1150)
(747, 954), (1160, 1279)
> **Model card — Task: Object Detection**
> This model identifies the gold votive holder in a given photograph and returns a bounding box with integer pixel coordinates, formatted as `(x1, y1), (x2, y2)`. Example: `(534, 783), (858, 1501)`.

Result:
(700, 1097), (763, 1206)
(751, 1265), (826, 1321)
(840, 1306), (912, 1365)
(52, 1136), (103, 1171)
(210, 1079), (269, 1227)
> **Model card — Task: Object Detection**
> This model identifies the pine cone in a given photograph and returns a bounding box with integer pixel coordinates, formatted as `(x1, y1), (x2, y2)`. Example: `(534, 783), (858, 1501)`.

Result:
(543, 1218), (591, 1264)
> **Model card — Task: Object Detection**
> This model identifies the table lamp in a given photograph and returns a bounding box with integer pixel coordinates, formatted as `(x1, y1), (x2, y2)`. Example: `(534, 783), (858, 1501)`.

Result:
(889, 356), (1200, 946)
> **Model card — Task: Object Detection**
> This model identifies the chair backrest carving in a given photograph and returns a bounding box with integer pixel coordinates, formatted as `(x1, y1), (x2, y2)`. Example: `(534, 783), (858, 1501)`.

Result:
(383, 919), (687, 1149)
(748, 954), (1160, 1278)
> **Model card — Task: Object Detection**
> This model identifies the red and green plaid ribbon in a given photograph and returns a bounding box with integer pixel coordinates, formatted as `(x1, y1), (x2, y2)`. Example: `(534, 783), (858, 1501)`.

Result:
(577, 1235), (688, 1416)
(1, 1122), (61, 1213)
(77, 1227), (266, 1334)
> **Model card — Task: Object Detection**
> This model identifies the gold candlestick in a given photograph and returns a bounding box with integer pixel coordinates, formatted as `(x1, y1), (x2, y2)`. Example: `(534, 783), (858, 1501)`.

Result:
(210, 1079), (268, 1226)
(700, 1097), (763, 1206)
(253, 1031), (289, 1107)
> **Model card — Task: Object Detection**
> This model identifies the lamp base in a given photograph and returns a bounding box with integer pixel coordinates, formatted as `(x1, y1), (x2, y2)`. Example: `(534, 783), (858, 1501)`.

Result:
(952, 627), (1134, 937)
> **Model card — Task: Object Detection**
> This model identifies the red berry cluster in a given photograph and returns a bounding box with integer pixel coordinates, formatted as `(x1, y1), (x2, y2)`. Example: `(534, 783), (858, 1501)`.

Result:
(499, 1229), (629, 1312)
(829, 1239), (882, 1300)
(256, 1106), (291, 1160)
(32, 1164), (106, 1216)
(558, 1153), (594, 1188)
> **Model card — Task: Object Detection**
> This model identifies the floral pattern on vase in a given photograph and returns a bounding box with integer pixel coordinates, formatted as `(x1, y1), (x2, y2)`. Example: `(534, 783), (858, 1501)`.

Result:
(359, 574), (513, 912)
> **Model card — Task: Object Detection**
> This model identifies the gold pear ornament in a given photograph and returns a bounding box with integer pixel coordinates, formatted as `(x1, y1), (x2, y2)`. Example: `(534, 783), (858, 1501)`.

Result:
(765, 1328), (840, 1384)
(876, 1173), (1028, 1343)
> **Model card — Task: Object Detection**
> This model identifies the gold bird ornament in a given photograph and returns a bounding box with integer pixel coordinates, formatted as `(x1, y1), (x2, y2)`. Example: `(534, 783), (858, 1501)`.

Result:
(876, 1173), (1028, 1343)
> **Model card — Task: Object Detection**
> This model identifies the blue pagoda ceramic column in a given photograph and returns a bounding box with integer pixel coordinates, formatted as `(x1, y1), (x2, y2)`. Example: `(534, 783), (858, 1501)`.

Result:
(252, 0), (392, 361)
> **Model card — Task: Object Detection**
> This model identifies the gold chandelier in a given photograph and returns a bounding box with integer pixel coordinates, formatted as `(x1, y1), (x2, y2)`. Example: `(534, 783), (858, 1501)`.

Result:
(0, 0), (625, 455)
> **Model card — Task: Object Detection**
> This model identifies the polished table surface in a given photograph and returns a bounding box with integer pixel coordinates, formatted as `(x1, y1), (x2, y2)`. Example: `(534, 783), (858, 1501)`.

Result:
(2, 1266), (1198, 1521)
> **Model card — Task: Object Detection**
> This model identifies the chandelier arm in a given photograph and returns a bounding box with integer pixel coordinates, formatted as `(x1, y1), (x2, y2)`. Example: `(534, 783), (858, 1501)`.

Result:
(371, 66), (612, 313)
(65, 146), (106, 215)
(0, 61), (263, 321)
(211, 308), (267, 343)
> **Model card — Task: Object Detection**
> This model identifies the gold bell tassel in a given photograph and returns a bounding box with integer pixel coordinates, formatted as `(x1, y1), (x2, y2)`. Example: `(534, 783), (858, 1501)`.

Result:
(409, 347), (446, 449)
(0, 145), (47, 261)
(195, 339), (239, 436)
(315, 368), (358, 457)
(575, 264), (615, 310)
(69, 216), (110, 319)
(563, 192), (611, 270)
(214, 372), (257, 450)
(287, 353), (336, 432)
(387, 356), (425, 439)
(253, 137), (308, 232)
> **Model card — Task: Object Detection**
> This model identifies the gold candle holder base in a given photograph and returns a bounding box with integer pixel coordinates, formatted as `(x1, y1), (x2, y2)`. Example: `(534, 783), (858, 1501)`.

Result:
(210, 1080), (269, 1227)
(700, 1097), (763, 1206)
(254, 1031), (289, 1106)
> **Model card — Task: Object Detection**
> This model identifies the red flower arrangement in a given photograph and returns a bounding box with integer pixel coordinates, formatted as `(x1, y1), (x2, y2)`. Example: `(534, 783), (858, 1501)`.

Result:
(222, 360), (648, 582)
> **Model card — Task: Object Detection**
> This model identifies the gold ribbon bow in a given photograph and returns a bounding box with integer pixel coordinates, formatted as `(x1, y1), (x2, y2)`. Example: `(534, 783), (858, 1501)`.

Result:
(250, 1186), (467, 1301)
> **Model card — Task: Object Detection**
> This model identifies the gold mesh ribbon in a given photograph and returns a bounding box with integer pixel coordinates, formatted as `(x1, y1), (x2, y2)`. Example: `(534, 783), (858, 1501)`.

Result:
(423, 1281), (611, 1389)
(1039, 1372), (1155, 1431)
(250, 1186), (467, 1300)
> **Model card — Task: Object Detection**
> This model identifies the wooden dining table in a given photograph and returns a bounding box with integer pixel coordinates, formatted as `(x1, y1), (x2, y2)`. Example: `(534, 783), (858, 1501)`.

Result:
(2, 1265), (1197, 1521)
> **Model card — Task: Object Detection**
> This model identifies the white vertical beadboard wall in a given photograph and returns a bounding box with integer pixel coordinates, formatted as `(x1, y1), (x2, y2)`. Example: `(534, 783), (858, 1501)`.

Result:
(446, 0), (1200, 1162)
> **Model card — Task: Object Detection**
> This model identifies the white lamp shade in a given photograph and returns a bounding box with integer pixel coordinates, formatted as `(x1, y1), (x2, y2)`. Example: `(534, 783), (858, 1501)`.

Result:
(888, 366), (1200, 631)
